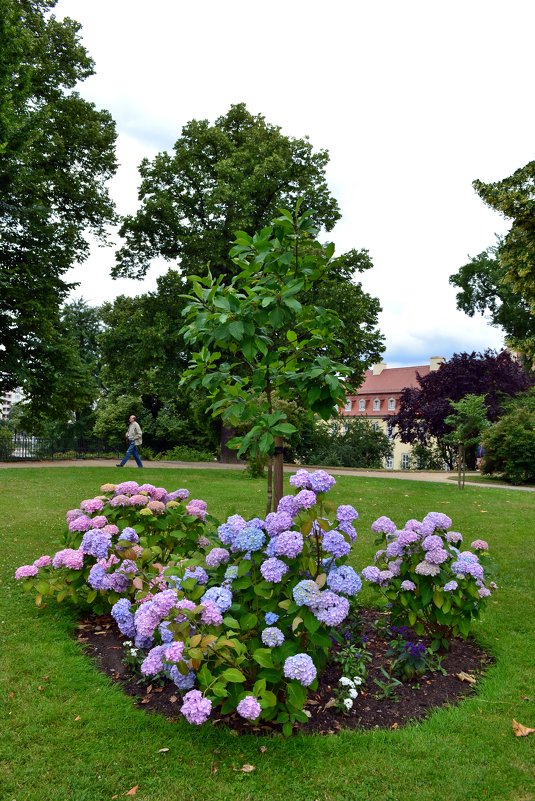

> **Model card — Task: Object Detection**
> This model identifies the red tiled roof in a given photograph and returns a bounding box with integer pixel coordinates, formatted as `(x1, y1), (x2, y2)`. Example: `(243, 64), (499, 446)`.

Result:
(355, 365), (429, 395)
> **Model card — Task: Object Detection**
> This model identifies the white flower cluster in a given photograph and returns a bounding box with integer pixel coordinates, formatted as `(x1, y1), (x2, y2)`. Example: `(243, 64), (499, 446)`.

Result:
(338, 675), (363, 709)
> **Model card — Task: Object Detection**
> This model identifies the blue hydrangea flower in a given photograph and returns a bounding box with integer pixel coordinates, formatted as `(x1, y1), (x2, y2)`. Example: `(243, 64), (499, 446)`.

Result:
(293, 579), (321, 607)
(283, 653), (317, 686)
(260, 557), (289, 583)
(111, 598), (135, 638)
(261, 627), (285, 647)
(231, 526), (266, 553)
(265, 612), (279, 625)
(201, 586), (233, 613)
(224, 565), (239, 581)
(327, 565), (362, 596)
(322, 530), (350, 558)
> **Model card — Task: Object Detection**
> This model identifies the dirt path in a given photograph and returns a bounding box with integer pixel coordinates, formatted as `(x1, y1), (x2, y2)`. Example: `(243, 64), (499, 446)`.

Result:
(0, 458), (533, 492)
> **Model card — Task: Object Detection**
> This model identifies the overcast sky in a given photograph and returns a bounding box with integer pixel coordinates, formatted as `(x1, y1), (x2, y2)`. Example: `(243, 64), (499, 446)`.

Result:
(57, 0), (534, 368)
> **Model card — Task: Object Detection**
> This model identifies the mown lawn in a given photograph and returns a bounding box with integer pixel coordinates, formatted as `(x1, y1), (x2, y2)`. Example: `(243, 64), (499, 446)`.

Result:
(1, 466), (534, 801)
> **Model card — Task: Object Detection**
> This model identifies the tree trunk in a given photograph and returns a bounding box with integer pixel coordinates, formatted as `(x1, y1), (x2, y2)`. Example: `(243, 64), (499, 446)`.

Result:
(273, 436), (284, 510)
(219, 424), (239, 463)
(266, 460), (273, 517)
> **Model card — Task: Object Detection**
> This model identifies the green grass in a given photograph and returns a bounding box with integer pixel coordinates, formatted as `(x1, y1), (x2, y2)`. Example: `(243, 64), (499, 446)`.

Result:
(1, 466), (534, 801)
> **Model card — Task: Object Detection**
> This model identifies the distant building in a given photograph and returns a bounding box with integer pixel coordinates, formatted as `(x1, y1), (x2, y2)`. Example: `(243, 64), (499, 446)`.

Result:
(340, 357), (445, 469)
(1, 389), (23, 420)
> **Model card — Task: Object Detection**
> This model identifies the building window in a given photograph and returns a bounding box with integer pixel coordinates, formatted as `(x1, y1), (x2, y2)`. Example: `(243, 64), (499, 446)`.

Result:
(344, 399), (352, 412)
(388, 397), (395, 411)
(401, 453), (410, 469)
(373, 398), (381, 411)
(372, 422), (380, 431)
(358, 399), (365, 411)
(385, 456), (394, 469)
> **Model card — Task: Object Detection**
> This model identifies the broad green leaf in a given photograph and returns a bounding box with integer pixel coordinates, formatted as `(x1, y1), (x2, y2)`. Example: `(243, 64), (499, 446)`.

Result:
(222, 668), (247, 683)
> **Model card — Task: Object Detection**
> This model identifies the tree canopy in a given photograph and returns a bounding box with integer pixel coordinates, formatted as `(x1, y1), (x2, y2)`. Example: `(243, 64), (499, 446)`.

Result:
(0, 0), (117, 394)
(450, 160), (535, 360)
(114, 103), (341, 281)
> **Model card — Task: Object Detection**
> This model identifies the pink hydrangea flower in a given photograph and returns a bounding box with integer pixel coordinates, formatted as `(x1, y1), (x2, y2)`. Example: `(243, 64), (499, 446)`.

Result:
(165, 642), (185, 662)
(186, 499), (207, 521)
(15, 564), (38, 579)
(80, 498), (104, 514)
(52, 549), (84, 570)
(181, 690), (212, 725)
(128, 494), (149, 506)
(33, 555), (52, 568)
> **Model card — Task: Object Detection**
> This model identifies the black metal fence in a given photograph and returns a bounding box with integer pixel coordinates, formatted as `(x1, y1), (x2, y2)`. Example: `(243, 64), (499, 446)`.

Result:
(0, 432), (122, 462)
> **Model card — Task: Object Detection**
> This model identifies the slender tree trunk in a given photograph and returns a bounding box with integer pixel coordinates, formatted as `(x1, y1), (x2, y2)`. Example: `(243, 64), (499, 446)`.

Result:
(273, 435), (284, 510)
(266, 460), (273, 517)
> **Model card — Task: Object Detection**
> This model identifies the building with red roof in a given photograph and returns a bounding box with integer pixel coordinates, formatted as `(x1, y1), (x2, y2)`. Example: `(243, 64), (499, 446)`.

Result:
(340, 357), (445, 469)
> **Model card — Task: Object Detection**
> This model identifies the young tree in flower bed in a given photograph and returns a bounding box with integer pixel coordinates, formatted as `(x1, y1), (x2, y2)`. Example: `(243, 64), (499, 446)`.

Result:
(110, 469), (363, 735)
(361, 513), (496, 650)
(15, 481), (216, 611)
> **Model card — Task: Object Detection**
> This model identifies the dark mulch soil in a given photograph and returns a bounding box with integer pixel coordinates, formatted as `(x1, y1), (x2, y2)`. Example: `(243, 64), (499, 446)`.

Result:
(77, 609), (492, 736)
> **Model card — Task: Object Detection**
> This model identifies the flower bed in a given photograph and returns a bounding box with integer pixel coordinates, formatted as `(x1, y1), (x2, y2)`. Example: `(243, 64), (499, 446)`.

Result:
(16, 470), (496, 734)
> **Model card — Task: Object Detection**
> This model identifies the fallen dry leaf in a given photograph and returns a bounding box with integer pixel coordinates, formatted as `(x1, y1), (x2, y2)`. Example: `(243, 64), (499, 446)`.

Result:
(125, 786), (139, 796)
(259, 746), (268, 753)
(323, 698), (338, 710)
(235, 764), (256, 773)
(140, 697), (150, 705)
(512, 719), (535, 737)
(391, 722), (399, 730)
(74, 715), (81, 721)
(158, 748), (169, 753)
(210, 761), (219, 775)
(456, 672), (476, 685)
(169, 695), (177, 704)
(8, 691), (14, 700)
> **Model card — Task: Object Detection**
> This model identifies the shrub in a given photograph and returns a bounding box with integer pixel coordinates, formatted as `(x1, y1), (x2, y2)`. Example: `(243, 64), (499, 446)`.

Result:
(154, 445), (216, 462)
(15, 480), (217, 611)
(110, 469), (363, 734)
(482, 393), (535, 484)
(361, 513), (496, 649)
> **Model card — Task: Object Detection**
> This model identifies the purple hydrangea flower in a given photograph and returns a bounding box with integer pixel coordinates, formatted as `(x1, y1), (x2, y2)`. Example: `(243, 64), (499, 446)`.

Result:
(422, 535), (443, 551)
(141, 645), (166, 675)
(414, 561), (441, 576)
(107, 572), (130, 593)
(265, 512), (294, 537)
(283, 653), (317, 686)
(308, 470), (336, 493)
(111, 598), (136, 638)
(236, 695), (262, 721)
(404, 519), (423, 533)
(200, 600), (223, 626)
(115, 481), (140, 495)
(260, 558), (289, 584)
(310, 591), (350, 626)
(68, 515), (93, 533)
(289, 469), (312, 489)
(261, 627), (285, 647)
(169, 666), (196, 690)
(421, 512), (452, 533)
(361, 565), (381, 583)
(265, 612), (279, 625)
(205, 548), (230, 568)
(446, 531), (463, 544)
(322, 530), (350, 558)
(181, 690), (212, 725)
(80, 530), (112, 559)
(80, 497), (104, 514)
(232, 526), (265, 553)
(386, 540), (405, 558)
(108, 494), (130, 508)
(15, 564), (38, 579)
(425, 548), (449, 565)
(276, 495), (298, 517)
(443, 580), (458, 592)
(183, 566), (209, 585)
(327, 565), (362, 596)
(90, 515), (108, 529)
(294, 489), (317, 510)
(478, 586), (491, 598)
(119, 527), (139, 544)
(371, 516), (397, 535)
(337, 520), (357, 542)
(201, 586), (232, 613)
(66, 509), (84, 522)
(33, 555), (52, 568)
(292, 579), (321, 607)
(88, 563), (110, 590)
(185, 499), (207, 521)
(164, 641), (185, 662)
(397, 530), (420, 547)
(165, 488), (190, 502)
(274, 530), (304, 558)
(52, 549), (84, 570)
(401, 580), (416, 591)
(159, 622), (174, 643)
(151, 589), (179, 617)
(336, 504), (359, 523)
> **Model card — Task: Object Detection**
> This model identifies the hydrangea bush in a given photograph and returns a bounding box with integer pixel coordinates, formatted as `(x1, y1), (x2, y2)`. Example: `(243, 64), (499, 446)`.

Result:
(362, 512), (496, 649)
(110, 470), (363, 735)
(15, 481), (216, 611)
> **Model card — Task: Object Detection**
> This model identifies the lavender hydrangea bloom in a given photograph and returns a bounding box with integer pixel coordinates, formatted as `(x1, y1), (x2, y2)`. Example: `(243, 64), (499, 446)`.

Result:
(200, 600), (223, 626)
(111, 598), (136, 638)
(205, 548), (230, 568)
(66, 509), (84, 522)
(386, 540), (405, 558)
(181, 690), (212, 725)
(289, 469), (312, 489)
(232, 526), (265, 553)
(283, 653), (317, 686)
(274, 530), (304, 558)
(309, 470), (336, 493)
(107, 572), (130, 593)
(310, 591), (350, 626)
(109, 494), (130, 508)
(90, 515), (108, 529)
(425, 548), (449, 565)
(265, 612), (279, 625)
(183, 566), (209, 585)
(159, 621), (174, 643)
(397, 530), (420, 547)
(151, 589), (179, 616)
(236, 695), (262, 721)
(88, 564), (110, 590)
(185, 499), (207, 520)
(336, 504), (359, 523)
(117, 559), (138, 575)
(443, 580), (458, 592)
(293, 579), (321, 607)
(134, 602), (160, 638)
(294, 489), (317, 510)
(168, 665), (196, 690)
(80, 497), (104, 514)
(478, 586), (491, 598)
(218, 514), (247, 546)
(337, 520), (357, 542)
(276, 495), (298, 517)
(361, 565), (381, 583)
(327, 565), (362, 596)
(378, 569), (394, 585)
(322, 530), (350, 558)
(404, 519), (423, 533)
(141, 645), (166, 675)
(471, 539), (489, 550)
(421, 512), (452, 533)
(371, 516), (397, 535)
(446, 531), (463, 544)
(261, 627), (285, 647)
(80, 530), (112, 559)
(451, 560), (484, 580)
(128, 494), (149, 506)
(422, 535), (443, 551)
(165, 641), (185, 663)
(165, 488), (190, 502)
(414, 561), (441, 576)
(260, 558), (289, 583)
(201, 586), (232, 613)
(52, 549), (84, 570)
(265, 512), (294, 537)
(33, 555), (52, 568)
(401, 580), (416, 591)
(68, 515), (93, 533)
(115, 481), (140, 495)
(15, 565), (38, 579)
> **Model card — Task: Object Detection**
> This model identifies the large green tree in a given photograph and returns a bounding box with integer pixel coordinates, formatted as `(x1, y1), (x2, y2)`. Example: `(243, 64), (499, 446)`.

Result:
(450, 161), (535, 360)
(0, 0), (117, 395)
(114, 103), (341, 281)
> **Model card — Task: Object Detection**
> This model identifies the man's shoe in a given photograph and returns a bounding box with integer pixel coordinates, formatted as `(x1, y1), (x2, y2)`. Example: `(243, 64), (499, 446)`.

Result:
(115, 464), (123, 467)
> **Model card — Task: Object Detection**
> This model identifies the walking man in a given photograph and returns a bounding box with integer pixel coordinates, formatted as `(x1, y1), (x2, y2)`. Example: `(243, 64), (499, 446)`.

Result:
(116, 415), (143, 468)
